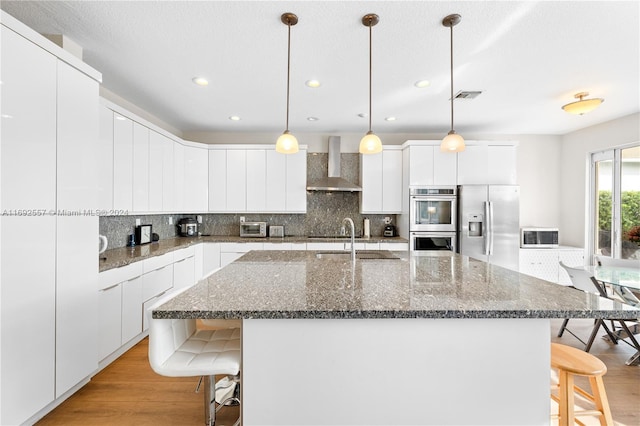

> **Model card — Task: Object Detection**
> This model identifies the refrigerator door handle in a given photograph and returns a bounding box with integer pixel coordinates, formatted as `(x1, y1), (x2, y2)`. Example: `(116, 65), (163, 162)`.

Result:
(484, 201), (491, 255)
(488, 201), (495, 256)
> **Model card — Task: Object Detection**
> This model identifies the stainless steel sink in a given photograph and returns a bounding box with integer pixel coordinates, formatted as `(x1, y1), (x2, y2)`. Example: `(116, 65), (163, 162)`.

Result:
(315, 250), (400, 260)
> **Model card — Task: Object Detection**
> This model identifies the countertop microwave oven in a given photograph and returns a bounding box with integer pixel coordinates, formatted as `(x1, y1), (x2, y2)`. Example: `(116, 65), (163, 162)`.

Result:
(240, 222), (267, 238)
(520, 227), (559, 248)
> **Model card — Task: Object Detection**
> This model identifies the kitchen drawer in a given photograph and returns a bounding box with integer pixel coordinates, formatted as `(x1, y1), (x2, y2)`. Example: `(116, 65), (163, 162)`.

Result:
(379, 242), (409, 251)
(353, 242), (380, 250)
(306, 242), (345, 251)
(142, 264), (173, 302)
(142, 251), (174, 273)
(172, 246), (195, 262)
(290, 242), (307, 250)
(263, 242), (293, 250)
(220, 242), (264, 252)
(98, 261), (144, 290)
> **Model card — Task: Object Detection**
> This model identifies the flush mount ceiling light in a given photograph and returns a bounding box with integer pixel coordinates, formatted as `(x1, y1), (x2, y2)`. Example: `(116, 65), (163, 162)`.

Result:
(440, 13), (465, 153)
(414, 80), (431, 88)
(192, 77), (209, 86)
(276, 12), (299, 154)
(359, 13), (383, 155)
(228, 116), (241, 121)
(562, 92), (604, 115)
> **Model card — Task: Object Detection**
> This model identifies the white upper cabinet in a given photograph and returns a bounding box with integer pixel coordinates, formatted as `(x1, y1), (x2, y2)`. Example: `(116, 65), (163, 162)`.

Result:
(148, 131), (164, 212)
(184, 145), (208, 212)
(132, 123), (150, 212)
(226, 149), (247, 211)
(266, 150), (287, 211)
(97, 104), (114, 211)
(246, 150), (267, 212)
(112, 113), (133, 211)
(285, 149), (307, 213)
(457, 142), (517, 185)
(360, 147), (402, 213)
(208, 147), (306, 213)
(405, 143), (457, 186)
(173, 142), (185, 212)
(1, 25), (57, 212)
(208, 149), (227, 212)
(161, 136), (175, 212)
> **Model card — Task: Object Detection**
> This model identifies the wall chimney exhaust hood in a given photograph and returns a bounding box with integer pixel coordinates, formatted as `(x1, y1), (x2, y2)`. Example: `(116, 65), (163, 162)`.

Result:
(306, 136), (362, 192)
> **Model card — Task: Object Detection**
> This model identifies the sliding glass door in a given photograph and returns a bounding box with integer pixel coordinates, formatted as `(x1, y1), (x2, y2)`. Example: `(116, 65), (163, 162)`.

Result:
(591, 145), (640, 260)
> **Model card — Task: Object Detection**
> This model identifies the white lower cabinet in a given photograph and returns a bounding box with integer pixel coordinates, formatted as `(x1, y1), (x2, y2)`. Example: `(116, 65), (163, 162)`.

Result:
(519, 247), (585, 285)
(203, 242), (221, 277)
(142, 264), (173, 304)
(173, 247), (196, 291)
(98, 283), (123, 361)
(220, 242), (264, 267)
(121, 276), (143, 344)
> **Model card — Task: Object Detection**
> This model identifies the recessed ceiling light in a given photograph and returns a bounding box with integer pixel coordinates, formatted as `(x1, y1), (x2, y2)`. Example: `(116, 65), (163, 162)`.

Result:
(358, 113), (368, 118)
(307, 117), (319, 121)
(1, 114), (13, 119)
(229, 116), (241, 121)
(414, 80), (431, 88)
(385, 116), (397, 121)
(192, 77), (209, 86)
(305, 80), (321, 88)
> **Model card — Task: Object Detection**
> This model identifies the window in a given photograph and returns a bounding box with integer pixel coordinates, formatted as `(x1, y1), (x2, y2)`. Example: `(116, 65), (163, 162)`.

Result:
(590, 144), (640, 261)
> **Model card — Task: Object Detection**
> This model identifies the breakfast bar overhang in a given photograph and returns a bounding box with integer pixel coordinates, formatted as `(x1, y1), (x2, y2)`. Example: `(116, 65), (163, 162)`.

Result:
(153, 251), (639, 425)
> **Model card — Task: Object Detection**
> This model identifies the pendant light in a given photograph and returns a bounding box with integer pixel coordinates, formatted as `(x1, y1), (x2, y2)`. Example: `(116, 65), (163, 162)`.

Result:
(440, 14), (465, 153)
(359, 14), (382, 154)
(562, 92), (604, 115)
(276, 13), (299, 154)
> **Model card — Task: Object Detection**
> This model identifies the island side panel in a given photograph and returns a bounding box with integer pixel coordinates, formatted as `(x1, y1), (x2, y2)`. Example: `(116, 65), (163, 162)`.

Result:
(242, 318), (550, 425)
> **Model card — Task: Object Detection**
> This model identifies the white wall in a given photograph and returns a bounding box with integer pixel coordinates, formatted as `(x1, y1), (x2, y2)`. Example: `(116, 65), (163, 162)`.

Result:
(560, 113), (640, 248)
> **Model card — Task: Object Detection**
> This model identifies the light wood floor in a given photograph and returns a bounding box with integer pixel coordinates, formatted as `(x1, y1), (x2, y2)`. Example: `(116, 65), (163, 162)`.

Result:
(36, 319), (638, 426)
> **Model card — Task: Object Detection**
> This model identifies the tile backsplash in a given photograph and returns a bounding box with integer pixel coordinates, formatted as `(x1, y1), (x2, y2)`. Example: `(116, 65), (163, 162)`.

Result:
(100, 153), (398, 249)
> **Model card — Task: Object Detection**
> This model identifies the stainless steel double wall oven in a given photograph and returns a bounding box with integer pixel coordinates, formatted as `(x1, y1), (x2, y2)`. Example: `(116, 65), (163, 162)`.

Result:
(409, 186), (457, 252)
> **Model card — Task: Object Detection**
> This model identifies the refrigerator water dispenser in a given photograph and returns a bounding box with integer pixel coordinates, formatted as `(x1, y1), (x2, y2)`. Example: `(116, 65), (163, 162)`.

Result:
(467, 214), (483, 237)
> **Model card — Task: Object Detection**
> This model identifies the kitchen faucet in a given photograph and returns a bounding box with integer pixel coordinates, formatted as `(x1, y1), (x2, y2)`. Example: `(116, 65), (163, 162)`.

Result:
(342, 217), (356, 262)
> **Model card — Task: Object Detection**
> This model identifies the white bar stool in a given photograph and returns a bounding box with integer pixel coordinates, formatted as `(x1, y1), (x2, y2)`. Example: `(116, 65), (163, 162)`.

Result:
(148, 292), (241, 426)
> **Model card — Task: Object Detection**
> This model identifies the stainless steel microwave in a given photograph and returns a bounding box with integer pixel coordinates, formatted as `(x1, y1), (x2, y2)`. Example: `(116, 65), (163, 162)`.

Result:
(520, 228), (559, 248)
(240, 222), (267, 238)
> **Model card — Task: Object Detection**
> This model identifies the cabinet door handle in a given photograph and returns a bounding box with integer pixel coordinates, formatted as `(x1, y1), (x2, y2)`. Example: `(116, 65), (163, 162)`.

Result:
(100, 283), (120, 291)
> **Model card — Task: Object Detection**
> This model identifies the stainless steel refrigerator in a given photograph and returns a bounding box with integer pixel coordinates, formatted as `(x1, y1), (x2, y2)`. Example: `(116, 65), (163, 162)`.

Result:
(458, 185), (520, 271)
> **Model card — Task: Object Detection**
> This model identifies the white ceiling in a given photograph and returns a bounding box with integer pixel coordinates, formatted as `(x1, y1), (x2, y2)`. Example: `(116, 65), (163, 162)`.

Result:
(2, 1), (638, 137)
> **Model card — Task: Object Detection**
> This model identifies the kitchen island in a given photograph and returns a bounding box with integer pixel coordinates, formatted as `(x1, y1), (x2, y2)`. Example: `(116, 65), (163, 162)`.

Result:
(153, 250), (639, 425)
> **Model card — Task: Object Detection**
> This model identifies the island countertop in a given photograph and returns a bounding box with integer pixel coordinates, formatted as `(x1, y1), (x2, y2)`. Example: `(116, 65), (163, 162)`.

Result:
(152, 250), (640, 320)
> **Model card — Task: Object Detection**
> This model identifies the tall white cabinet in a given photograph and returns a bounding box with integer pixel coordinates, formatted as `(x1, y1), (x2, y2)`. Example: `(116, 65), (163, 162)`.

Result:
(1, 12), (101, 425)
(360, 147), (403, 213)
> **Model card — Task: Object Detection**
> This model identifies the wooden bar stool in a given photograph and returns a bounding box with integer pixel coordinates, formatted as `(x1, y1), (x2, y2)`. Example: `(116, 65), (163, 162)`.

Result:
(550, 343), (613, 426)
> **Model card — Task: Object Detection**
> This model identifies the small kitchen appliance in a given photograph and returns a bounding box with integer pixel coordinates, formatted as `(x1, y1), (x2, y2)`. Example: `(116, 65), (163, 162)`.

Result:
(383, 224), (397, 237)
(269, 225), (284, 238)
(520, 227), (559, 248)
(177, 217), (198, 237)
(240, 222), (267, 238)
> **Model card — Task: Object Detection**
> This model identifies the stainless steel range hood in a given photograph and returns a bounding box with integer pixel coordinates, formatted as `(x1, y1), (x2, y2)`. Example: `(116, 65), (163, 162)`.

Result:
(306, 136), (362, 192)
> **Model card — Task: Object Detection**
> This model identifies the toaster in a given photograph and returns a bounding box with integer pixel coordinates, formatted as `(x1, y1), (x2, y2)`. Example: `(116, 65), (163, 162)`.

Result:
(269, 225), (284, 238)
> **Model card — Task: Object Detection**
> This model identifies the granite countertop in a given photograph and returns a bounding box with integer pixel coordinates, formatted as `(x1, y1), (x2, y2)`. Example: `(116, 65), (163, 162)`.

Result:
(152, 250), (640, 320)
(99, 235), (408, 272)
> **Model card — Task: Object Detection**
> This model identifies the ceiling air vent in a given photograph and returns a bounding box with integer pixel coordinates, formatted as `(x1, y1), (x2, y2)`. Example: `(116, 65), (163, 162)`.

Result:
(454, 90), (482, 99)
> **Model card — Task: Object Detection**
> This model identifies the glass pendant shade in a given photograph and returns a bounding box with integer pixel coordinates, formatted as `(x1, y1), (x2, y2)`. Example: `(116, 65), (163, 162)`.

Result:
(359, 131), (382, 154)
(562, 93), (604, 115)
(440, 131), (465, 152)
(275, 130), (299, 154)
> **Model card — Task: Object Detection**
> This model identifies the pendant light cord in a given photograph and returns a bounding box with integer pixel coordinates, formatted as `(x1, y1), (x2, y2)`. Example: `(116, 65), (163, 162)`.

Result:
(368, 21), (373, 133)
(285, 21), (292, 132)
(449, 23), (454, 132)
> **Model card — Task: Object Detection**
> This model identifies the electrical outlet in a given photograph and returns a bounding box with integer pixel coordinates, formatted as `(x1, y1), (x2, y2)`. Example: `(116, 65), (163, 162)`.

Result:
(240, 216), (245, 223)
(135, 218), (141, 227)
(168, 216), (173, 225)
(384, 217), (391, 224)
(197, 215), (202, 224)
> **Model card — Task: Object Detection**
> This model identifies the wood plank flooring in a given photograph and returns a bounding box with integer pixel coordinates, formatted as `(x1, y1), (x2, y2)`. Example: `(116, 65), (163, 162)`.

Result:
(36, 319), (638, 425)
(36, 337), (239, 426)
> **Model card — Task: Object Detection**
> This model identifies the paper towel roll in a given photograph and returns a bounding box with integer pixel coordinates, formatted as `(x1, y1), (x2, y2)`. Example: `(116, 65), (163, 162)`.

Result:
(364, 218), (370, 238)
